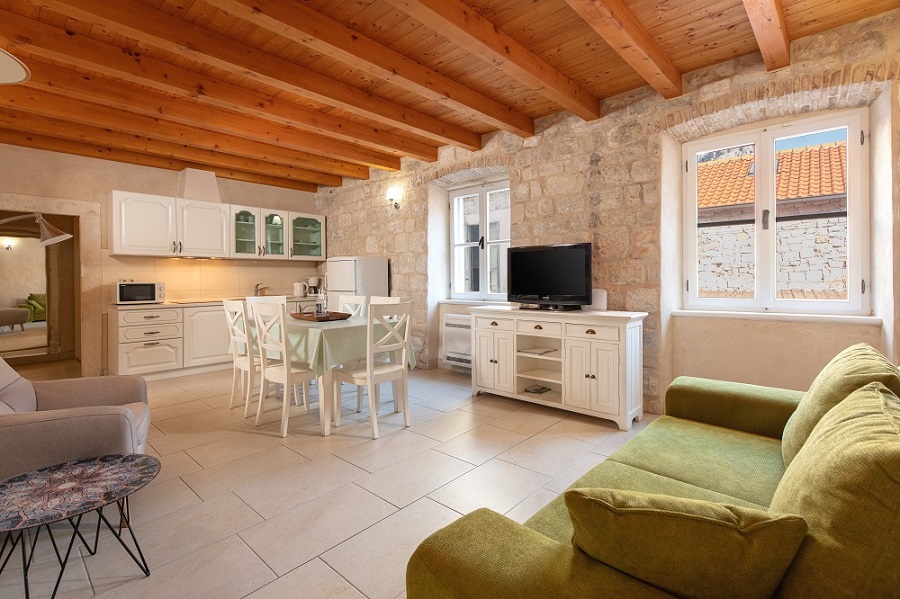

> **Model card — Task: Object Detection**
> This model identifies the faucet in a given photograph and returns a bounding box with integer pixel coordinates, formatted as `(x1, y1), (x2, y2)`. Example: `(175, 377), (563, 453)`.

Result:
(254, 283), (269, 296)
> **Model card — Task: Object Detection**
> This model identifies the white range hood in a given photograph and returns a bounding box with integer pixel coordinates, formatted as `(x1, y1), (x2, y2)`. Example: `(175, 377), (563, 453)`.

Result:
(176, 168), (222, 203)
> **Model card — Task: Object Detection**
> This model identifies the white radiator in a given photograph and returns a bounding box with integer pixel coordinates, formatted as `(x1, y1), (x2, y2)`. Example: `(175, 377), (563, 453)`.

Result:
(442, 314), (472, 368)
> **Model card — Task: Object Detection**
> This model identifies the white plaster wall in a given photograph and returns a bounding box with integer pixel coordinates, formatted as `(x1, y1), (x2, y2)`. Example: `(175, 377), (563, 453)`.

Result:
(672, 316), (883, 390)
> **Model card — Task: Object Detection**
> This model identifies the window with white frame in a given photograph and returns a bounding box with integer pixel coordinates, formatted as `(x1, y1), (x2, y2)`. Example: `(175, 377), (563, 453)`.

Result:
(682, 109), (869, 314)
(450, 180), (510, 300)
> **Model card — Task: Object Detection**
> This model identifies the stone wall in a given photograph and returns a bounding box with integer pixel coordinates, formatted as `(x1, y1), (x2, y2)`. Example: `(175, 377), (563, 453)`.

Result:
(316, 10), (900, 413)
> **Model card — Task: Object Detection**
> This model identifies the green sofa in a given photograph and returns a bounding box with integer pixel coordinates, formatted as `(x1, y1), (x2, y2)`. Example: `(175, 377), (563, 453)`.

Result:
(17, 293), (46, 323)
(408, 343), (900, 598)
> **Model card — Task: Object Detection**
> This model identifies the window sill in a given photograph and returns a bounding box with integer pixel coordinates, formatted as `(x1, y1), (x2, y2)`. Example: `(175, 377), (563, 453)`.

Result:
(440, 299), (513, 306)
(671, 309), (882, 326)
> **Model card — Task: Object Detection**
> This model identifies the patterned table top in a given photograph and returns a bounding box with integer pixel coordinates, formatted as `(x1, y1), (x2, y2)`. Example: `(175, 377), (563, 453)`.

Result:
(0, 454), (160, 532)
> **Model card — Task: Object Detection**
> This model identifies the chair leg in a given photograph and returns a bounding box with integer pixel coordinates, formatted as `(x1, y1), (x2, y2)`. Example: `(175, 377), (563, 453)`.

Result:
(402, 373), (410, 428)
(243, 368), (255, 418)
(229, 366), (240, 409)
(280, 380), (291, 438)
(332, 378), (342, 428)
(356, 386), (363, 413)
(301, 382), (310, 412)
(254, 375), (268, 426)
(368, 383), (379, 439)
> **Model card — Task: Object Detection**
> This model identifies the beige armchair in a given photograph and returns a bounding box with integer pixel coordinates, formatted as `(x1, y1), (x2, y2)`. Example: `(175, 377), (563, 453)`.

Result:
(0, 357), (150, 481)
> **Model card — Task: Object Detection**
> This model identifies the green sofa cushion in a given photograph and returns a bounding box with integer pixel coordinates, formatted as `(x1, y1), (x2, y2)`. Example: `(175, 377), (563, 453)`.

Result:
(781, 343), (900, 466)
(770, 382), (900, 598)
(26, 299), (42, 310)
(27, 293), (47, 308)
(607, 416), (785, 506)
(525, 459), (766, 544)
(565, 488), (807, 599)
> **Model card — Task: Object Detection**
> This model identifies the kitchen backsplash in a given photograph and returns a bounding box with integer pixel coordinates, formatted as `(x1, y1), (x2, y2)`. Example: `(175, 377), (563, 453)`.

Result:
(102, 251), (320, 302)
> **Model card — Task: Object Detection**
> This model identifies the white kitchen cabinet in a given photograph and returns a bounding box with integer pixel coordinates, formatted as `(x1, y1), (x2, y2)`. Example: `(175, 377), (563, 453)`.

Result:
(231, 205), (289, 260)
(288, 213), (326, 261)
(473, 318), (515, 394)
(109, 306), (184, 375)
(109, 191), (229, 257)
(183, 306), (231, 367)
(470, 307), (646, 431)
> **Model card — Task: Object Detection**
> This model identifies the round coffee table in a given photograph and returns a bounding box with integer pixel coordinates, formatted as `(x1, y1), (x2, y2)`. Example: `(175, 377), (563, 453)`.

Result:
(0, 454), (160, 599)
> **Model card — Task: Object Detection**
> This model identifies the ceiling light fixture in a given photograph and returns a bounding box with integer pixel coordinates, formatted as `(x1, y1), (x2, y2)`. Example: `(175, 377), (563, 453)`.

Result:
(0, 213), (73, 246)
(0, 49), (30, 85)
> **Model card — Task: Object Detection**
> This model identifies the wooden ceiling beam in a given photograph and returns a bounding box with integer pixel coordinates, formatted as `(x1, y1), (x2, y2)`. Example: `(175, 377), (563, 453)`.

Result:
(384, 0), (600, 121)
(205, 0), (534, 138)
(0, 10), (439, 163)
(741, 0), (791, 70)
(563, 0), (682, 99)
(0, 111), (330, 190)
(0, 128), (319, 192)
(22, 59), (399, 172)
(28, 0), (483, 151)
(0, 87), (369, 180)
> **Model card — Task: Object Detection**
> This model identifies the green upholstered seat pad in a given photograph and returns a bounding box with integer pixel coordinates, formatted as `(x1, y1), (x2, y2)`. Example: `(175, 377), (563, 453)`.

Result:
(565, 488), (807, 599)
(770, 382), (900, 599)
(606, 416), (785, 507)
(28, 293), (47, 307)
(525, 459), (765, 544)
(781, 343), (900, 466)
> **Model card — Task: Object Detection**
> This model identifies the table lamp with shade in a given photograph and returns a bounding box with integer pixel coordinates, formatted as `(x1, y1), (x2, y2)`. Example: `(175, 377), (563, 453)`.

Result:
(0, 48), (30, 85)
(0, 213), (73, 246)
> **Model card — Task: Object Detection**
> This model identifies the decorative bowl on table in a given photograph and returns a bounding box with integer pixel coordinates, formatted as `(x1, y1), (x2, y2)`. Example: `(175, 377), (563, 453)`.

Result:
(290, 311), (352, 322)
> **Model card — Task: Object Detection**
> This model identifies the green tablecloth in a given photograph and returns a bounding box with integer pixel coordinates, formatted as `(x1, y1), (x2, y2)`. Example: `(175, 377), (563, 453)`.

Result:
(285, 317), (416, 375)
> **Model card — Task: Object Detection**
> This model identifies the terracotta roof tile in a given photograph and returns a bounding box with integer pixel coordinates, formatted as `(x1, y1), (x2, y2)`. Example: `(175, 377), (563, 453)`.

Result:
(697, 142), (846, 208)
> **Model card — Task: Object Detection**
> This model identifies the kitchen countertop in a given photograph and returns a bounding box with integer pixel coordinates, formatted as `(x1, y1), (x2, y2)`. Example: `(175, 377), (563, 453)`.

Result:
(112, 296), (317, 308)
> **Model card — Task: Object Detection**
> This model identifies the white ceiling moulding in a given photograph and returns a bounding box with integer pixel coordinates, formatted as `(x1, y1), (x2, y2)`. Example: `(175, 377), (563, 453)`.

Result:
(176, 168), (222, 203)
(0, 49), (29, 85)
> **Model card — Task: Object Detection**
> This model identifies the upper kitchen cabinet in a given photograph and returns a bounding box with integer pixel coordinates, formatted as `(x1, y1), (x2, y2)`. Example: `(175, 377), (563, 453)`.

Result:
(109, 191), (230, 257)
(230, 205), (289, 260)
(289, 213), (326, 261)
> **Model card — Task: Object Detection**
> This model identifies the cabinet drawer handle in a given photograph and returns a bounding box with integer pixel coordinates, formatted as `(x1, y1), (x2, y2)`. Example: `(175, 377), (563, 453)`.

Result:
(172, 241), (177, 253)
(143, 331), (160, 335)
(490, 321), (498, 327)
(143, 315), (160, 319)
(590, 374), (596, 379)
(144, 341), (160, 346)
(178, 241), (182, 253)
(584, 374), (590, 379)
(585, 328), (596, 335)
(534, 324), (543, 330)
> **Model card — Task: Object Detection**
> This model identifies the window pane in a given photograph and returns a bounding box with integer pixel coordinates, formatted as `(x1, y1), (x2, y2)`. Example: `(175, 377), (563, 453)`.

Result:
(488, 242), (508, 294)
(455, 194), (481, 243)
(453, 246), (480, 293)
(774, 128), (848, 301)
(486, 188), (510, 242)
(695, 143), (756, 299)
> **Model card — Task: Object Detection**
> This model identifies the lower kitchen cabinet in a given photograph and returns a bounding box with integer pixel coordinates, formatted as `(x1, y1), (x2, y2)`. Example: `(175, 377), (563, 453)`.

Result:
(183, 306), (231, 367)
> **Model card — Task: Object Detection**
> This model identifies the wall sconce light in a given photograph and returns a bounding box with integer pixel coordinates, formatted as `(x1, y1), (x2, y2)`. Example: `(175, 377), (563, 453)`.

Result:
(0, 213), (73, 246)
(5, 243), (12, 251)
(0, 49), (30, 85)
(386, 186), (402, 210)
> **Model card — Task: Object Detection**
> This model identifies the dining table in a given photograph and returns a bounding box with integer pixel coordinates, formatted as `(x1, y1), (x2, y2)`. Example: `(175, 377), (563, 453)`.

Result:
(283, 315), (416, 436)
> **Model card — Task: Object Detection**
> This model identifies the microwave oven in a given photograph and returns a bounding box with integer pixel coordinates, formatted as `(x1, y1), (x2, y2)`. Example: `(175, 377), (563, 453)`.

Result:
(112, 282), (166, 304)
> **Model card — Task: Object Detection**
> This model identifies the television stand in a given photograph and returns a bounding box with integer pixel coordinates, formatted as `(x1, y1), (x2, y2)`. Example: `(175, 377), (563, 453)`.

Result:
(470, 306), (647, 431)
(518, 304), (582, 311)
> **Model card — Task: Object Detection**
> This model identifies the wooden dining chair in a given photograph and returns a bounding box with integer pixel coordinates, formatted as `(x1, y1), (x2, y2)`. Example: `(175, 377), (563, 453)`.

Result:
(252, 301), (317, 437)
(331, 301), (411, 439)
(223, 300), (259, 418)
(338, 294), (366, 317)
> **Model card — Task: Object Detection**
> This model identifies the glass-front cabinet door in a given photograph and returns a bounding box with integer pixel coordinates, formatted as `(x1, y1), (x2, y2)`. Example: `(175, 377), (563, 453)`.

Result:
(289, 213), (326, 261)
(230, 205), (259, 258)
(262, 209), (288, 260)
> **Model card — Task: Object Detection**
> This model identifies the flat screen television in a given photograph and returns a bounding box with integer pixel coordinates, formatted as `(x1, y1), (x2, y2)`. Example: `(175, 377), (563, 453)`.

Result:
(507, 242), (592, 310)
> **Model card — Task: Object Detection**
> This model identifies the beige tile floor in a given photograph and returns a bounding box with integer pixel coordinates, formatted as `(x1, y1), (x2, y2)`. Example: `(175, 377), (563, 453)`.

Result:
(0, 367), (656, 599)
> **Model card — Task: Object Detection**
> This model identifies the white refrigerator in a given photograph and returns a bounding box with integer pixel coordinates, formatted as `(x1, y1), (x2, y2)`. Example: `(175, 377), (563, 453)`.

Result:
(326, 256), (389, 313)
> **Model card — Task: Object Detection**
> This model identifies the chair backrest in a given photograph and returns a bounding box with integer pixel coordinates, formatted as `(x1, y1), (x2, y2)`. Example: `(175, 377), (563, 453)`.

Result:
(338, 294), (366, 317)
(367, 301), (411, 371)
(245, 295), (287, 316)
(369, 295), (400, 305)
(252, 301), (289, 369)
(222, 300), (252, 361)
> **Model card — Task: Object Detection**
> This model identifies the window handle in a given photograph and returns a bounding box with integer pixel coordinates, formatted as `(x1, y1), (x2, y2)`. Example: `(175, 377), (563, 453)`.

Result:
(762, 209), (770, 230)
(479, 236), (484, 249)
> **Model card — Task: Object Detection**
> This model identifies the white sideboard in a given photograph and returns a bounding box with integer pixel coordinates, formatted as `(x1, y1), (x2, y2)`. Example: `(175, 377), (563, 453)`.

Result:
(469, 306), (647, 431)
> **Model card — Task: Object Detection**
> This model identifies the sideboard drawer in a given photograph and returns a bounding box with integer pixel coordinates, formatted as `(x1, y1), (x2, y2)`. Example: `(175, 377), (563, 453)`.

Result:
(564, 323), (619, 341)
(474, 317), (514, 331)
(118, 308), (182, 326)
(119, 323), (183, 343)
(516, 320), (562, 336)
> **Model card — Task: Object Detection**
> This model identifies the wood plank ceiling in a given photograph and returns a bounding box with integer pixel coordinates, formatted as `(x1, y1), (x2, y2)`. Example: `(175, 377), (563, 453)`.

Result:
(0, 0), (894, 192)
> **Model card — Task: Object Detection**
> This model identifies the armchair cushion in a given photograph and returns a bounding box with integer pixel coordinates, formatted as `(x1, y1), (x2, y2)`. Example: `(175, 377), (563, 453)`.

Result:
(565, 488), (808, 599)
(769, 382), (900, 598)
(781, 343), (900, 466)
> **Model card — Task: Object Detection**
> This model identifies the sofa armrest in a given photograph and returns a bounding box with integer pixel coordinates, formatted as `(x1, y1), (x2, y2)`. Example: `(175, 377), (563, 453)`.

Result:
(665, 376), (803, 439)
(0, 406), (144, 480)
(407, 508), (673, 599)
(33, 375), (147, 411)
